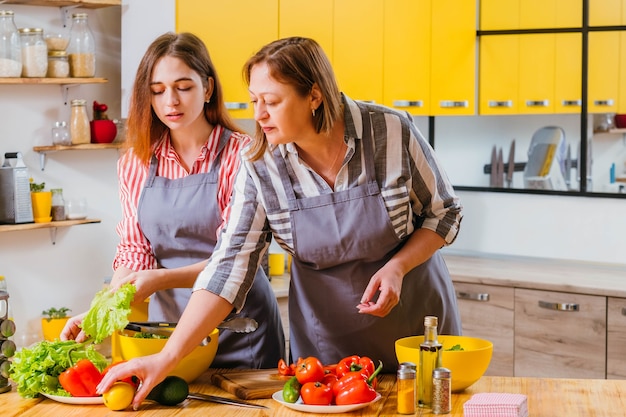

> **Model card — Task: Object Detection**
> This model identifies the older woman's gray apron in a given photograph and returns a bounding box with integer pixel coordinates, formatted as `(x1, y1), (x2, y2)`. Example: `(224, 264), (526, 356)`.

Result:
(137, 128), (284, 369)
(275, 106), (460, 372)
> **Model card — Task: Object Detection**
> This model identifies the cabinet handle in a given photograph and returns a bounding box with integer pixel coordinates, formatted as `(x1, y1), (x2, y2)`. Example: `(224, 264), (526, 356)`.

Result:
(593, 99), (615, 107)
(456, 291), (489, 302)
(393, 100), (423, 108)
(225, 102), (248, 110)
(439, 100), (468, 108)
(538, 300), (579, 312)
(562, 99), (581, 107)
(525, 100), (549, 107)
(488, 100), (513, 108)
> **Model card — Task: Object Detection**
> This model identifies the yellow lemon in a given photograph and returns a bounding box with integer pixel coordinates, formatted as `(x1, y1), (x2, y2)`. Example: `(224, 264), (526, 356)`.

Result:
(103, 381), (135, 411)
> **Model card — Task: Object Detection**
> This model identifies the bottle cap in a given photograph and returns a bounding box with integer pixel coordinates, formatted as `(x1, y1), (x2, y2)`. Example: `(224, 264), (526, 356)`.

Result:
(424, 315), (438, 327)
(433, 367), (451, 378)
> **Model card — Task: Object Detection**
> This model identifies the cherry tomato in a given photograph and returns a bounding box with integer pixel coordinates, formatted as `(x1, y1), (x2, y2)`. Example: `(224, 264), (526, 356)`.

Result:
(300, 381), (333, 405)
(295, 356), (325, 384)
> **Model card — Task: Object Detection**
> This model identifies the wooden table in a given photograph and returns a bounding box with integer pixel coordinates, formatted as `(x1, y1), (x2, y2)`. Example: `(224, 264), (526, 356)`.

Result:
(3, 373), (626, 416)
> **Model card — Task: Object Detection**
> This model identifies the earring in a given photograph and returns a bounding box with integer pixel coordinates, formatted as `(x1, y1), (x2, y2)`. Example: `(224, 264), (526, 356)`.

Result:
(205, 98), (211, 104)
(312, 108), (316, 117)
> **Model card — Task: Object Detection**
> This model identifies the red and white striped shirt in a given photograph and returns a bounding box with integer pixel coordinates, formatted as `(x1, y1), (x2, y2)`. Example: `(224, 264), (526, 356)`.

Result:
(113, 125), (249, 271)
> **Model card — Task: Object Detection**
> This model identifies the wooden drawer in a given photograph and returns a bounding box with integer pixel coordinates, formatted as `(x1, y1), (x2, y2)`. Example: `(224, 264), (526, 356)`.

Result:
(454, 282), (514, 376)
(514, 288), (606, 378)
(607, 297), (626, 379)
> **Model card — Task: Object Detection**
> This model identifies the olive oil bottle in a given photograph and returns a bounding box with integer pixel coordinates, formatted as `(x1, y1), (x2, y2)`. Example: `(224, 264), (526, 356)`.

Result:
(418, 316), (442, 408)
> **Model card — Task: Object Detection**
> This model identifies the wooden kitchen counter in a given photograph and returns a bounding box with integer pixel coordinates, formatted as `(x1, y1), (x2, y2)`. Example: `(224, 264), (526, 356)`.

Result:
(3, 371), (626, 416)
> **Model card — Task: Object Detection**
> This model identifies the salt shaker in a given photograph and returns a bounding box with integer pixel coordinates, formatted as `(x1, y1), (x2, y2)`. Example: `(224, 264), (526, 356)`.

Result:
(397, 362), (416, 414)
(432, 367), (451, 414)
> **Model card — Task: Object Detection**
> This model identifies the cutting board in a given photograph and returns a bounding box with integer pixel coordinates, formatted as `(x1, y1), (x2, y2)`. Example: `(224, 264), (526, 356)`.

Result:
(210, 369), (292, 400)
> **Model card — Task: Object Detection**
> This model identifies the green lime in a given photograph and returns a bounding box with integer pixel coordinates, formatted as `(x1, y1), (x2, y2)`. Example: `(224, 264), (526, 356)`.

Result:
(0, 340), (15, 358)
(146, 375), (189, 406)
(0, 319), (15, 338)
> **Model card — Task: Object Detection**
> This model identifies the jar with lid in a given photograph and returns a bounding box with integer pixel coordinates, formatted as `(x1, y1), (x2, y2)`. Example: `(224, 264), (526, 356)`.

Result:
(52, 121), (71, 145)
(397, 362), (416, 414)
(51, 188), (65, 221)
(47, 50), (69, 78)
(19, 27), (47, 77)
(67, 13), (95, 77)
(0, 10), (22, 77)
(70, 99), (90, 144)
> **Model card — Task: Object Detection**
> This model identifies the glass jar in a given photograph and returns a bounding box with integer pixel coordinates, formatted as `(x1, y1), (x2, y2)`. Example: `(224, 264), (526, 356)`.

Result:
(0, 10), (21, 77)
(47, 50), (69, 78)
(51, 188), (66, 221)
(67, 13), (95, 77)
(19, 27), (47, 77)
(70, 99), (90, 144)
(52, 121), (71, 145)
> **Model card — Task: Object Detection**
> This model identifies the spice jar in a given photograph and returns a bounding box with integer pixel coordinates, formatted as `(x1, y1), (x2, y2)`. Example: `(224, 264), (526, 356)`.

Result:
(397, 362), (416, 414)
(19, 27), (47, 77)
(0, 10), (22, 77)
(50, 188), (65, 221)
(67, 13), (95, 77)
(432, 367), (451, 414)
(70, 99), (90, 144)
(52, 121), (71, 145)
(47, 50), (69, 78)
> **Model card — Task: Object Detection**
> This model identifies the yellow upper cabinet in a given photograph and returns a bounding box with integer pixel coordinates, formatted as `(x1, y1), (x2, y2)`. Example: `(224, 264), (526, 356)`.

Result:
(588, 31), (620, 113)
(479, 35), (519, 115)
(333, 0), (384, 104)
(279, 0), (333, 57)
(554, 33), (583, 114)
(430, 0), (476, 115)
(518, 34), (555, 114)
(589, 0), (626, 26)
(176, 0), (278, 119)
(620, 32), (626, 113)
(383, 0), (431, 115)
(481, 0), (582, 30)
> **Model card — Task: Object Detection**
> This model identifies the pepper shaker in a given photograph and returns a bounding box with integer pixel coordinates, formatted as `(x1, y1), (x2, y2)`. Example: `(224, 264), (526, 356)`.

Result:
(432, 367), (451, 414)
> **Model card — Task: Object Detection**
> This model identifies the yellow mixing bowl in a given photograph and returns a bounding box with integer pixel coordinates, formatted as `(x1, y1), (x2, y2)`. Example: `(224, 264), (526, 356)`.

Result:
(111, 327), (219, 383)
(395, 335), (493, 392)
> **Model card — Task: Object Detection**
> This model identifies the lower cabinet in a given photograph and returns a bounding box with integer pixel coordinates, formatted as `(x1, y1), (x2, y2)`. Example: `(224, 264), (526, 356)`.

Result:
(455, 281), (613, 379)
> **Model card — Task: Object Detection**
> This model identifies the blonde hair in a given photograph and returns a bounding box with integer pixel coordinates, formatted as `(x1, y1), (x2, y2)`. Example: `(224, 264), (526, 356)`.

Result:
(243, 37), (343, 160)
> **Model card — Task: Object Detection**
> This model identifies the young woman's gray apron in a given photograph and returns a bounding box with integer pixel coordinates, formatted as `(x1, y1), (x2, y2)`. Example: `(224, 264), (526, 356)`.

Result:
(274, 105), (460, 372)
(137, 128), (284, 369)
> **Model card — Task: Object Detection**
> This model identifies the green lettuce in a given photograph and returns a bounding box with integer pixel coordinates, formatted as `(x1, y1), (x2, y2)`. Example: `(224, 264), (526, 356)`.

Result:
(80, 283), (137, 344)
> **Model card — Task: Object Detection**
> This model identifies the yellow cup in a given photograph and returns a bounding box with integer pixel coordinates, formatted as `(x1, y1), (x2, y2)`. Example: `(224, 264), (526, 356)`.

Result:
(268, 253), (286, 276)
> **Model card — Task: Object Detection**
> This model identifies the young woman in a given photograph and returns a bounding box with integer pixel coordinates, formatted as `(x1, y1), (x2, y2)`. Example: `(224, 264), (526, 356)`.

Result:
(97, 36), (462, 410)
(61, 32), (284, 369)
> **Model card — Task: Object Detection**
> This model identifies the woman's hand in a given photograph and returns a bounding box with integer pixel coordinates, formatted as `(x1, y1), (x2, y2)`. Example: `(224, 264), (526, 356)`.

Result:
(357, 261), (404, 317)
(60, 312), (87, 342)
(111, 269), (164, 305)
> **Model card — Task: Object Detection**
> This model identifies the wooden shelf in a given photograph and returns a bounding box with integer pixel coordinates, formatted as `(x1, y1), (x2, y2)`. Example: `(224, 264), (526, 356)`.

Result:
(33, 142), (124, 152)
(609, 128), (626, 134)
(0, 0), (120, 9)
(0, 77), (108, 85)
(0, 218), (101, 244)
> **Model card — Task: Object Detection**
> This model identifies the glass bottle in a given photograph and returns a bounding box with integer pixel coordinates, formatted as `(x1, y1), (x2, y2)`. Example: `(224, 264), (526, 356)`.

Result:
(51, 188), (65, 221)
(52, 121), (71, 145)
(0, 10), (21, 77)
(19, 27), (47, 77)
(70, 99), (90, 144)
(397, 362), (416, 414)
(418, 316), (443, 408)
(67, 13), (95, 77)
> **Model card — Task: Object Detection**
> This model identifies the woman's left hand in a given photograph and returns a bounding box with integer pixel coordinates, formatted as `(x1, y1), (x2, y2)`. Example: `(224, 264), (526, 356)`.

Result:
(356, 262), (404, 317)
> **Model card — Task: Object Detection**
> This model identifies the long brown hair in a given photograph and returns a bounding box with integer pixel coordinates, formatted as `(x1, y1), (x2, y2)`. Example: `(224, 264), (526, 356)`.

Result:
(243, 37), (343, 161)
(125, 32), (242, 164)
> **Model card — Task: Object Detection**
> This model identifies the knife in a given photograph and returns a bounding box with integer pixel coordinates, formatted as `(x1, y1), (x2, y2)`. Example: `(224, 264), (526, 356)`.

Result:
(496, 147), (504, 187)
(187, 392), (269, 409)
(126, 317), (258, 334)
(489, 145), (497, 187)
(506, 139), (515, 188)
(564, 143), (572, 189)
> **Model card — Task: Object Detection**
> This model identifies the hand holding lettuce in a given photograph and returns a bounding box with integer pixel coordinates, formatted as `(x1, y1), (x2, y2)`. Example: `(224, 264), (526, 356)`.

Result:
(9, 283), (137, 398)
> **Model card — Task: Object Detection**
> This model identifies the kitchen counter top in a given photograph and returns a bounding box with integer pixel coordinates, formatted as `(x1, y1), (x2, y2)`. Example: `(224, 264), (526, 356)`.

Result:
(3, 371), (626, 416)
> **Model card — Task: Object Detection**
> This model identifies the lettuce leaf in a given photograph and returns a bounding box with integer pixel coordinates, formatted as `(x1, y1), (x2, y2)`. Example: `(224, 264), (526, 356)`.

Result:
(80, 283), (137, 344)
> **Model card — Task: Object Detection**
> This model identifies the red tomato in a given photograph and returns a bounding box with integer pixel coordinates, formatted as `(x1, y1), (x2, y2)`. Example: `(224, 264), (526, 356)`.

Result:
(300, 381), (333, 405)
(295, 356), (325, 384)
(277, 359), (295, 376)
(322, 372), (339, 391)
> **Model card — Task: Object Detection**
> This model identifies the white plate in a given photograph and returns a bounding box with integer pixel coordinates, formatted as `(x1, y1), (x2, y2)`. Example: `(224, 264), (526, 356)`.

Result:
(41, 393), (103, 405)
(272, 390), (381, 413)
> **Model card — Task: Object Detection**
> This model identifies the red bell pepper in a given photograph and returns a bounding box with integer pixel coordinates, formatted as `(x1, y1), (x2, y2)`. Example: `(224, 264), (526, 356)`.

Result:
(336, 355), (375, 379)
(58, 358), (103, 397)
(334, 361), (382, 405)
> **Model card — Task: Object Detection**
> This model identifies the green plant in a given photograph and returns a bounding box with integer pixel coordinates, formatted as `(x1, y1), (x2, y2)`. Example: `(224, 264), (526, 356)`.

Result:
(42, 307), (71, 322)
(29, 178), (46, 192)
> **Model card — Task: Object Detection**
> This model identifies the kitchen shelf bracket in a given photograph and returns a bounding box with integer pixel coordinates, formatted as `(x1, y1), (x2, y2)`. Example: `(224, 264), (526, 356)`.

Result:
(60, 6), (78, 28)
(38, 151), (47, 171)
(49, 227), (57, 245)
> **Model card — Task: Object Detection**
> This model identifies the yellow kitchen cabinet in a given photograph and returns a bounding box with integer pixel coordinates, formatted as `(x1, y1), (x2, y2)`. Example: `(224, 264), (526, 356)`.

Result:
(589, 0), (626, 26)
(430, 0), (476, 115)
(518, 34), (555, 114)
(554, 33), (583, 114)
(383, 0), (430, 115)
(607, 297), (626, 379)
(619, 31), (626, 114)
(333, 0), (384, 104)
(481, 0), (582, 30)
(454, 282), (514, 377)
(514, 288), (606, 379)
(176, 0), (278, 119)
(588, 31), (620, 113)
(278, 0), (333, 57)
(479, 35), (519, 115)
(480, 0), (519, 30)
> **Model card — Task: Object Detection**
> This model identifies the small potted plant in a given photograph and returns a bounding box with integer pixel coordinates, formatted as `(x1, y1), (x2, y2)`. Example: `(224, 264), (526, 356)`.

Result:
(41, 307), (71, 341)
(29, 179), (52, 223)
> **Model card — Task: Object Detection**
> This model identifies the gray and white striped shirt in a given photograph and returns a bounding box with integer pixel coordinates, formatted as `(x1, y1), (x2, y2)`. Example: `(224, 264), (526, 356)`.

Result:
(194, 95), (462, 310)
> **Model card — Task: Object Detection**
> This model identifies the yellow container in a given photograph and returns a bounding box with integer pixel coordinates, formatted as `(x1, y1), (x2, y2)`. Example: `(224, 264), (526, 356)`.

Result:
(31, 191), (52, 223)
(41, 317), (69, 341)
(268, 253), (285, 276)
